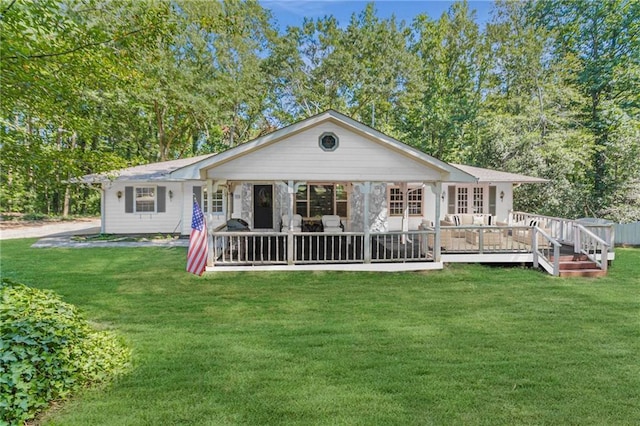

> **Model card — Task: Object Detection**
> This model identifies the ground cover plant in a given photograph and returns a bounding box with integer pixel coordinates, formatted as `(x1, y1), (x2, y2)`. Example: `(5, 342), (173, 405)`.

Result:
(1, 240), (639, 425)
(0, 278), (130, 425)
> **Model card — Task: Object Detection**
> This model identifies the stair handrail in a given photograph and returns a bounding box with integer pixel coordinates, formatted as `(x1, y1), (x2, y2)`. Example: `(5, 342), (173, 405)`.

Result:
(574, 224), (609, 272)
(510, 211), (576, 244)
(532, 226), (562, 276)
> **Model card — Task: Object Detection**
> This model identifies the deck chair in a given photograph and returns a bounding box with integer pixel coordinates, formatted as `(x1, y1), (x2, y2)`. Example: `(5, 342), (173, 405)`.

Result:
(321, 215), (343, 233)
(281, 214), (302, 232)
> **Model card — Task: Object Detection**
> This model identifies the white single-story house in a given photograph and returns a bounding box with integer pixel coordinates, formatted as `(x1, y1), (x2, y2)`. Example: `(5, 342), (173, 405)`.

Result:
(76, 110), (614, 276)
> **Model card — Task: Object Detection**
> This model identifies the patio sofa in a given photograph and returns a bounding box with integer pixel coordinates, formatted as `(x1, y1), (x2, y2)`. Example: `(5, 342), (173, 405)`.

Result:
(441, 213), (494, 237)
(511, 220), (551, 247)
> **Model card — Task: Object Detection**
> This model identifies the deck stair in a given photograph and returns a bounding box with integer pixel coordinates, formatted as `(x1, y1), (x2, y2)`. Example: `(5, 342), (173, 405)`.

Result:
(552, 254), (607, 277)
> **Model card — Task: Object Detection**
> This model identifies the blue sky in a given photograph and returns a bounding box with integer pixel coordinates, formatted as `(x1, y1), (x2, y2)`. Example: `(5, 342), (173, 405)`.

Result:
(259, 0), (495, 31)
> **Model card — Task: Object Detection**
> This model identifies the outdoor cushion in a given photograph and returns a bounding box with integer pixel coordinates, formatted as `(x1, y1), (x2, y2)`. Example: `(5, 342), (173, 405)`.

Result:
(325, 218), (340, 227)
(321, 215), (343, 233)
(281, 214), (302, 231)
(443, 213), (493, 226)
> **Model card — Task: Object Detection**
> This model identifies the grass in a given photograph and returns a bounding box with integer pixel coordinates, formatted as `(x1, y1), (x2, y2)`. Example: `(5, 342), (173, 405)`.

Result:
(2, 240), (639, 425)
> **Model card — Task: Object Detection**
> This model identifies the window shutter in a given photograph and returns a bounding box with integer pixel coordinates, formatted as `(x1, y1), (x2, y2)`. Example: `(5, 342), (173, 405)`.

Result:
(447, 186), (456, 214)
(157, 186), (166, 213)
(489, 186), (496, 216)
(193, 186), (202, 205)
(125, 186), (134, 213)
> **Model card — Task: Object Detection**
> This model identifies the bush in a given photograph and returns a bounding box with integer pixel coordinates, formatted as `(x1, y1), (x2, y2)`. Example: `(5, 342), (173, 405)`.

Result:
(21, 213), (48, 221)
(0, 278), (131, 425)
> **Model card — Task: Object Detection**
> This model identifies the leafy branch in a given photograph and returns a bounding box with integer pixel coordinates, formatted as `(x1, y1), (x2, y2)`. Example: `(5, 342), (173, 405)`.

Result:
(3, 28), (146, 60)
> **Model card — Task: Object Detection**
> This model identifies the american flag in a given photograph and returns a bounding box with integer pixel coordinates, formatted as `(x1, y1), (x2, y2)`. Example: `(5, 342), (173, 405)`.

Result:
(186, 199), (208, 275)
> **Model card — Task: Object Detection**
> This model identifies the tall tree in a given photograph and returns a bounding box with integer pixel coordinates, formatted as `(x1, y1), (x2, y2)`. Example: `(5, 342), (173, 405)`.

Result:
(535, 0), (640, 220)
(477, 0), (596, 218)
(398, 1), (484, 161)
(1, 0), (171, 214)
(275, 2), (415, 132)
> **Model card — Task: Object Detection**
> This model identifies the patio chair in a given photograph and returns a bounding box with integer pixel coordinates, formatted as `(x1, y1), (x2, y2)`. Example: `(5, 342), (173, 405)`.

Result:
(321, 215), (343, 233)
(281, 214), (302, 232)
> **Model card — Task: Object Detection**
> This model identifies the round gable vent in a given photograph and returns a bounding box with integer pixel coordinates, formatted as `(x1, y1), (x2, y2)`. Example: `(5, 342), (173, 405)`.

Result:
(319, 132), (339, 151)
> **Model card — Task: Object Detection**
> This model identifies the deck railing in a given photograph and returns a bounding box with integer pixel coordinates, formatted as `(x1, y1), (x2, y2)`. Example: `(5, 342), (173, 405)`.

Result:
(370, 231), (434, 262)
(209, 221), (609, 275)
(210, 226), (558, 268)
(574, 224), (609, 272)
(435, 225), (547, 254)
(511, 211), (576, 244)
(532, 227), (562, 276)
(511, 211), (615, 250)
(210, 229), (436, 267)
(212, 232), (289, 265)
(293, 232), (364, 264)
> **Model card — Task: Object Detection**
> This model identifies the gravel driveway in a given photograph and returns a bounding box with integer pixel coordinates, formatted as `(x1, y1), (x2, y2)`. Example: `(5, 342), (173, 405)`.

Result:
(0, 219), (101, 240)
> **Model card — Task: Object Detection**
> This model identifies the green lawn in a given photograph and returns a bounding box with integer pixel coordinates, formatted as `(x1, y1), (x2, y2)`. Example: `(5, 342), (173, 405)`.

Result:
(2, 240), (639, 425)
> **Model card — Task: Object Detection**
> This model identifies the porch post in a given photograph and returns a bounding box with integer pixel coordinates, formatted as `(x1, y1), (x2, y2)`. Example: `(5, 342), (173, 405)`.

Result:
(287, 180), (295, 265)
(100, 185), (106, 234)
(226, 183), (233, 221)
(205, 179), (215, 268)
(206, 179), (214, 216)
(433, 182), (442, 262)
(362, 182), (372, 263)
(401, 182), (409, 244)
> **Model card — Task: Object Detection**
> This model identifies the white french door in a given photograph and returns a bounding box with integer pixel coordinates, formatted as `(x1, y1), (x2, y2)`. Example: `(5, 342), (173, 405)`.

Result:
(456, 185), (487, 214)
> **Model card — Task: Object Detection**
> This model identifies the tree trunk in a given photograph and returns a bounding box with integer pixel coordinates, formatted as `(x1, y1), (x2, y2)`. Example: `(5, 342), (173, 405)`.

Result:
(62, 132), (77, 217)
(154, 100), (167, 161)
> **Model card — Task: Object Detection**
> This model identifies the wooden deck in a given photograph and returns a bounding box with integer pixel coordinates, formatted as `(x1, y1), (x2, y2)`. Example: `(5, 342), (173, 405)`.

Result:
(208, 213), (615, 276)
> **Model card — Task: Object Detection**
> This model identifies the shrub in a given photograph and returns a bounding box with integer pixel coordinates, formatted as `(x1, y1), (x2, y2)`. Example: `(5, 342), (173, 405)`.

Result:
(21, 213), (48, 221)
(0, 278), (131, 425)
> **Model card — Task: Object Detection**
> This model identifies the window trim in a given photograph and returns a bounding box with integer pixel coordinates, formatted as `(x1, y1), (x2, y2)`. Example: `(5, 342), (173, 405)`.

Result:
(134, 185), (157, 213)
(318, 132), (339, 152)
(203, 187), (224, 214)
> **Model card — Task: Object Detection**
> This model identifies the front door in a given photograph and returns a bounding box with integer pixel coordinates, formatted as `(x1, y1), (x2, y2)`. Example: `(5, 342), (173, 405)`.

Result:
(253, 185), (273, 229)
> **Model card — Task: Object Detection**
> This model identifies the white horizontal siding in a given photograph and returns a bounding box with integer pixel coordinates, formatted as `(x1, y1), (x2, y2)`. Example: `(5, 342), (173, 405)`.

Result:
(104, 182), (184, 234)
(182, 181), (228, 234)
(205, 122), (444, 182)
(494, 182), (512, 222)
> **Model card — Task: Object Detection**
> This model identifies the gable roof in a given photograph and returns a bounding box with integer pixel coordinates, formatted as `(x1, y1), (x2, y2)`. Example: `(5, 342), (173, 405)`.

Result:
(74, 154), (216, 183)
(170, 110), (476, 183)
(75, 111), (544, 185)
(452, 164), (548, 184)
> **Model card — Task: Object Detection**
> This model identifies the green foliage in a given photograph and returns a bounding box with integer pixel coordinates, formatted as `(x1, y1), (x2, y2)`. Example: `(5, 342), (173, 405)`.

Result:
(400, 0), (484, 161)
(0, 278), (130, 425)
(1, 0), (638, 221)
(533, 0), (640, 219)
(1, 241), (639, 424)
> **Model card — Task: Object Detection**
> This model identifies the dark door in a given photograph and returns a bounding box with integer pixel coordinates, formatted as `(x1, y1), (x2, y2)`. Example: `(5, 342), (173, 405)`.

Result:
(253, 185), (273, 229)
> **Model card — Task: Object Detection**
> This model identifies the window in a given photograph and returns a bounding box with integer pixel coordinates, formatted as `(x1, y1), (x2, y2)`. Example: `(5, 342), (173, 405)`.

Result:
(407, 188), (423, 215)
(452, 186), (490, 215)
(473, 187), (484, 214)
(388, 186), (423, 216)
(457, 187), (469, 214)
(296, 183), (347, 217)
(203, 188), (224, 214)
(136, 187), (155, 212)
(389, 187), (403, 216)
(318, 132), (339, 151)
(125, 186), (165, 213)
